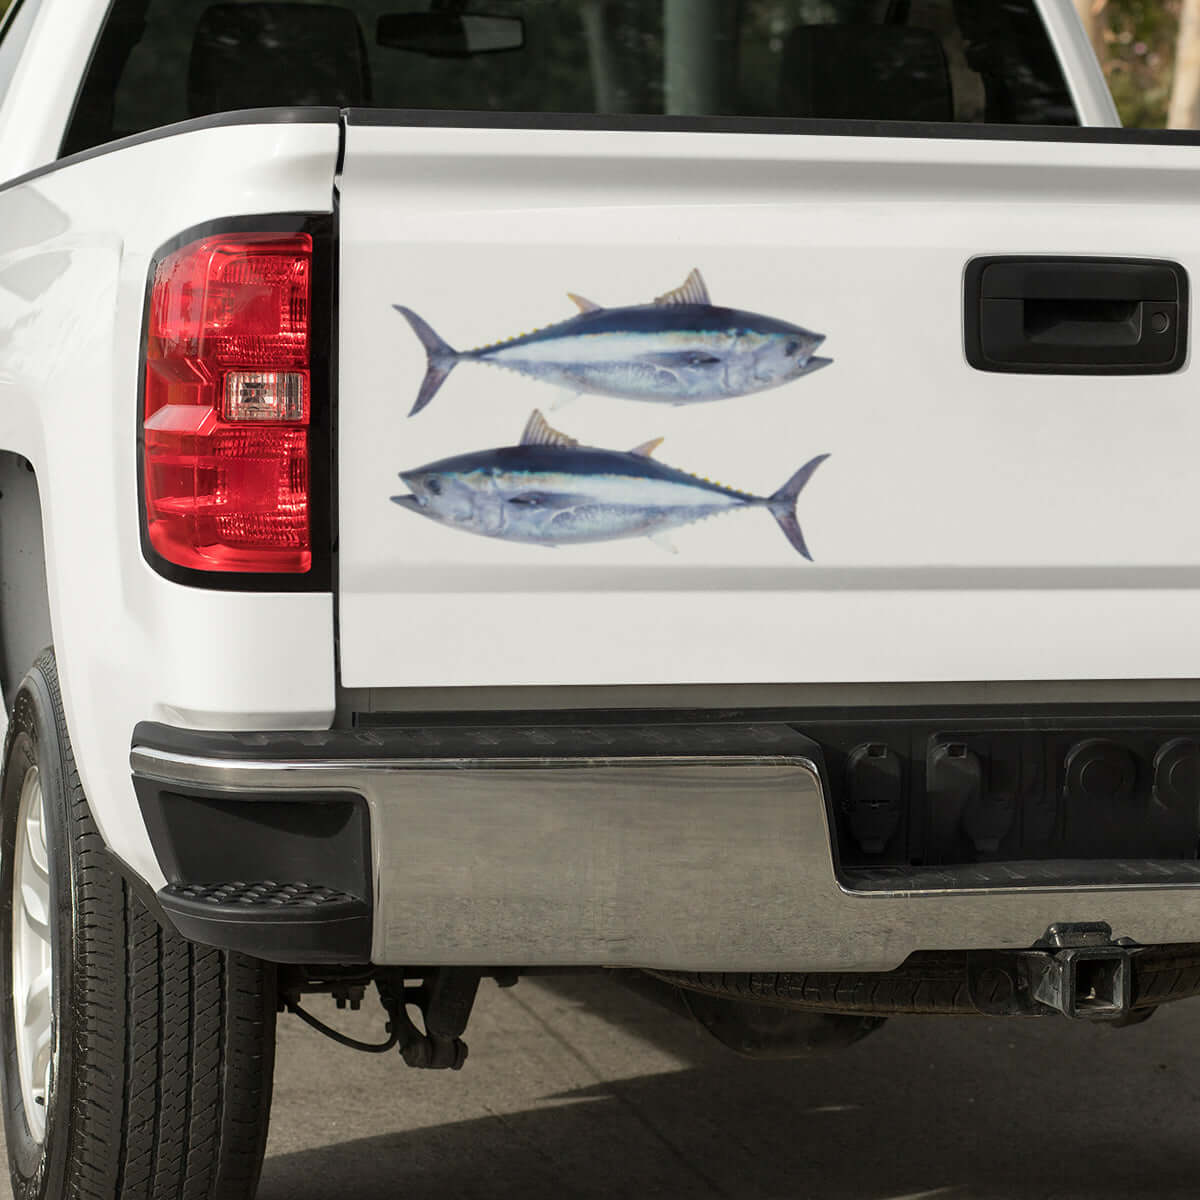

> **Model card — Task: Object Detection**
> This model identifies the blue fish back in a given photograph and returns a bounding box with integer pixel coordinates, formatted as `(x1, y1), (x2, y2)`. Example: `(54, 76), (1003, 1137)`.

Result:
(417, 445), (757, 501)
(470, 304), (811, 355)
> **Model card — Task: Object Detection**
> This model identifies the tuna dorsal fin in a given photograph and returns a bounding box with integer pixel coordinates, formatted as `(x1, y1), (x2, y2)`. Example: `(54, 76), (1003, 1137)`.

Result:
(654, 268), (711, 308)
(630, 437), (664, 458)
(567, 292), (603, 313)
(521, 409), (580, 450)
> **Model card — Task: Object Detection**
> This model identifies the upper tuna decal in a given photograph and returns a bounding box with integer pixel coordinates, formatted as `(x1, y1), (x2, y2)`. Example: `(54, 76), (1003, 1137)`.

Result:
(392, 410), (830, 560)
(394, 269), (831, 417)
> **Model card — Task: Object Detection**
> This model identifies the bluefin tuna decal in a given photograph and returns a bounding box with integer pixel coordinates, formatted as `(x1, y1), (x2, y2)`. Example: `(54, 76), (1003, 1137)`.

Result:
(395, 269), (831, 417)
(391, 411), (830, 560)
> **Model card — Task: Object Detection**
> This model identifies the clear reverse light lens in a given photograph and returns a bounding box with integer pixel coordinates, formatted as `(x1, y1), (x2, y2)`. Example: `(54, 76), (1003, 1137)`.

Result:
(224, 370), (307, 422)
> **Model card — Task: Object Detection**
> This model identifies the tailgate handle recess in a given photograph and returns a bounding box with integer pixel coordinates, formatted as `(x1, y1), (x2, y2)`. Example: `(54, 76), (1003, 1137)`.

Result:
(965, 256), (1188, 375)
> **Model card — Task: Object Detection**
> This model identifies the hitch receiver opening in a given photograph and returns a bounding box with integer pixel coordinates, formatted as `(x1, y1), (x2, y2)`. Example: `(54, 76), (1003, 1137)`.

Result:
(1032, 947), (1134, 1021)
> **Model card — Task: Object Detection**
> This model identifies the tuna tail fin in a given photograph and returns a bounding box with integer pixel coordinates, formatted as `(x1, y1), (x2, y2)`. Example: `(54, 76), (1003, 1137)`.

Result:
(394, 305), (460, 416)
(768, 454), (830, 561)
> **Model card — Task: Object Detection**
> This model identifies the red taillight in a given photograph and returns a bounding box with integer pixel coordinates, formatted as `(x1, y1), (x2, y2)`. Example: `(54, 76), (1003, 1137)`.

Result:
(143, 232), (313, 573)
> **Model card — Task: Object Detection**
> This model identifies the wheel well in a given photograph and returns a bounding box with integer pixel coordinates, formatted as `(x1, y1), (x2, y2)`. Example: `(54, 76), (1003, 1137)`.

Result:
(0, 453), (51, 711)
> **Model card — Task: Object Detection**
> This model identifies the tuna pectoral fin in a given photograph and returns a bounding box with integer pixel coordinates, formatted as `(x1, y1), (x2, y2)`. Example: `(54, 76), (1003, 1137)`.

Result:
(549, 388), (581, 413)
(768, 454), (831, 561)
(393, 305), (460, 416)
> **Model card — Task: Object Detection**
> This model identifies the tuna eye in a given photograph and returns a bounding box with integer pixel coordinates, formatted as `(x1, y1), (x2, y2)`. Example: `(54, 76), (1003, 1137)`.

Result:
(426, 477), (443, 496)
(785, 340), (802, 357)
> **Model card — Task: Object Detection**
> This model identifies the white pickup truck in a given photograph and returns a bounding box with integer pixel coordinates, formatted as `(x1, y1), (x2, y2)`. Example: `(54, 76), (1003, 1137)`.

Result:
(2, 0), (1199, 1195)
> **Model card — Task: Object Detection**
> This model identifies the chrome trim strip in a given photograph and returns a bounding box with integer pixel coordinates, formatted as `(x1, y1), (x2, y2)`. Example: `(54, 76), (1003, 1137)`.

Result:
(130, 747), (812, 786)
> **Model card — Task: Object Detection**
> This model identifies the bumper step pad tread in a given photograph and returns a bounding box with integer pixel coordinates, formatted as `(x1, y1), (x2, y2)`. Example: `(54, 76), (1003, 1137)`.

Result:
(165, 880), (363, 911)
(159, 881), (370, 964)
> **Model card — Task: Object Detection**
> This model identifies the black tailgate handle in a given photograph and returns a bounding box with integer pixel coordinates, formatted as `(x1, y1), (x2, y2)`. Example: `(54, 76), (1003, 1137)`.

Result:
(965, 257), (1188, 375)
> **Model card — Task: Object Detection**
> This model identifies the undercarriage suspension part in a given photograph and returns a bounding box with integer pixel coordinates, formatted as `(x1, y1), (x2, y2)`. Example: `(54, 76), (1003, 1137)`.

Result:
(378, 968), (482, 1070)
(278, 966), (373, 1013)
(279, 966), (483, 1066)
(287, 999), (400, 1054)
(279, 967), (398, 1052)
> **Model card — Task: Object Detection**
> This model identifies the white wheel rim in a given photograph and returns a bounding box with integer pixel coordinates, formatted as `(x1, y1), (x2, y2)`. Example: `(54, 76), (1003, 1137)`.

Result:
(12, 766), (54, 1142)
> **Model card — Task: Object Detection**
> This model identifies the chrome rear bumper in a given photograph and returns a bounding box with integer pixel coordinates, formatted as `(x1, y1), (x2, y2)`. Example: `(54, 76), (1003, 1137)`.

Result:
(130, 723), (1200, 971)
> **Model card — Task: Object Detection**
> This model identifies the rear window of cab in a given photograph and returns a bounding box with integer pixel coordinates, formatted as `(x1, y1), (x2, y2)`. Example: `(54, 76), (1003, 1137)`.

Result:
(64, 0), (1079, 156)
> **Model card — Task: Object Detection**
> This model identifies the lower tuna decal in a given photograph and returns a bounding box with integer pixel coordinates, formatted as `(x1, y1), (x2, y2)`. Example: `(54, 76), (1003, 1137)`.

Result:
(395, 269), (831, 417)
(391, 411), (830, 561)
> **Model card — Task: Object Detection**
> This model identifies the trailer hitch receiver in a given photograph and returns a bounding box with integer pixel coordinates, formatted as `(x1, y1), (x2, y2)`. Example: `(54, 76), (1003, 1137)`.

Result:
(1030, 923), (1137, 1021)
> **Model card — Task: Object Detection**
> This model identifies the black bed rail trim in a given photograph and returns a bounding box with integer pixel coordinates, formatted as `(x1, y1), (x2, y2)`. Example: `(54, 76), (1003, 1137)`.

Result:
(0, 107), (340, 196)
(343, 106), (1200, 147)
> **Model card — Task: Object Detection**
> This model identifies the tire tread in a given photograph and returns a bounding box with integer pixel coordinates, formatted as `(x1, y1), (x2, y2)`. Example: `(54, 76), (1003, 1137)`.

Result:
(4, 651), (275, 1200)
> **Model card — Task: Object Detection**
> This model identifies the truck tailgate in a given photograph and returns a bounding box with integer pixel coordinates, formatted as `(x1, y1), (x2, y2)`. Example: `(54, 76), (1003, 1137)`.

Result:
(336, 118), (1200, 689)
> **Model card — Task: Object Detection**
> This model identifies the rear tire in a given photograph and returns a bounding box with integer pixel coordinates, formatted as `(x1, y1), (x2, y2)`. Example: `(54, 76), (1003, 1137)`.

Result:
(0, 650), (276, 1200)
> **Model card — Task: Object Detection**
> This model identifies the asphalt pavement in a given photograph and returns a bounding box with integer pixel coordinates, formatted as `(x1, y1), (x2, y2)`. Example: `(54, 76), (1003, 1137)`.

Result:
(5, 973), (1200, 1198)
(260, 974), (1200, 1200)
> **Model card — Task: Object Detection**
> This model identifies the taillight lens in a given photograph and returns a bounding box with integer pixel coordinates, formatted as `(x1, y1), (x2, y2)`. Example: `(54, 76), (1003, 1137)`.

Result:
(143, 233), (313, 573)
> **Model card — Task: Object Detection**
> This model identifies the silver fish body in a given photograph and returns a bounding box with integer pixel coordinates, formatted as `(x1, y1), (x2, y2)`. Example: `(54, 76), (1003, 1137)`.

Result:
(399, 448), (749, 545)
(392, 412), (830, 560)
(395, 270), (830, 416)
(475, 307), (827, 402)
